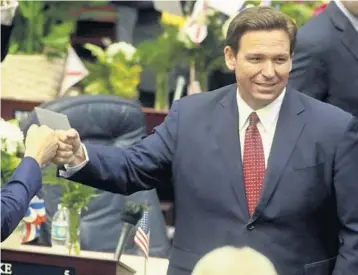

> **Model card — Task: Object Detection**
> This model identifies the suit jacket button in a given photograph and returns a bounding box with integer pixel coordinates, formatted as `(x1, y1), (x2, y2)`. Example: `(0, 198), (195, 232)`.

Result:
(247, 224), (255, 231)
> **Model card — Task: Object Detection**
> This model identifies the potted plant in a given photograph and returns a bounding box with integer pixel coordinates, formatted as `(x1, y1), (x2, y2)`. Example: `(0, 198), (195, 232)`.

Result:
(0, 118), (97, 254)
(137, 18), (186, 111)
(137, 5), (227, 108)
(177, 4), (228, 92)
(42, 164), (98, 255)
(80, 40), (142, 99)
(1, 1), (102, 102)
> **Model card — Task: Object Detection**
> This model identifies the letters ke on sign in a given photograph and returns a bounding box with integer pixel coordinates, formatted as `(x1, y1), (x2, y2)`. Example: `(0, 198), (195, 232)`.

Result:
(0, 261), (75, 275)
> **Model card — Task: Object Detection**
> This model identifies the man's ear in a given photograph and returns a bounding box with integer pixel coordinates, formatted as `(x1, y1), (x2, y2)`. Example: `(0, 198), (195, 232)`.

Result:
(288, 60), (292, 72)
(224, 46), (236, 71)
(289, 52), (294, 72)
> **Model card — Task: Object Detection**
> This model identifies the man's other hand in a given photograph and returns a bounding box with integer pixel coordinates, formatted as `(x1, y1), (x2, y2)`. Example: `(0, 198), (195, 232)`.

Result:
(53, 128), (85, 167)
(24, 124), (58, 167)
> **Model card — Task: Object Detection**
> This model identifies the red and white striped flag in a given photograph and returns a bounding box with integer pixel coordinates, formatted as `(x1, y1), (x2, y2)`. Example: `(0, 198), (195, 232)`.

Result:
(184, 0), (209, 44)
(134, 210), (150, 258)
(59, 45), (88, 97)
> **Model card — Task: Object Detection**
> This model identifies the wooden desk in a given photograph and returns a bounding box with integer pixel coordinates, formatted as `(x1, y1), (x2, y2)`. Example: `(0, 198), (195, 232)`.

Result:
(0, 244), (169, 275)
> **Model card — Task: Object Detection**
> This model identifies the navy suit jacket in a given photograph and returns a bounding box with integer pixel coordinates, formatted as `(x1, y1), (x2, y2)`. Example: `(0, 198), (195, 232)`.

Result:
(289, 2), (358, 117)
(1, 157), (42, 241)
(67, 84), (358, 275)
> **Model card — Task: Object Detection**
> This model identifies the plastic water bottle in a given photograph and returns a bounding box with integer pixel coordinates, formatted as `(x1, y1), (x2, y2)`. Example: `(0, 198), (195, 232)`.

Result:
(51, 204), (69, 252)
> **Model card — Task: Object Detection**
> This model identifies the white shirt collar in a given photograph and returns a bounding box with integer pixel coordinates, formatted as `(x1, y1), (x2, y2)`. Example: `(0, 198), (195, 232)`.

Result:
(335, 0), (358, 33)
(237, 88), (286, 133)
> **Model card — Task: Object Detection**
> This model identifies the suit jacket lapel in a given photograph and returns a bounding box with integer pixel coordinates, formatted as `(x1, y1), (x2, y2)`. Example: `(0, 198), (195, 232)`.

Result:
(215, 85), (250, 220)
(341, 25), (358, 62)
(327, 1), (358, 62)
(252, 88), (306, 222)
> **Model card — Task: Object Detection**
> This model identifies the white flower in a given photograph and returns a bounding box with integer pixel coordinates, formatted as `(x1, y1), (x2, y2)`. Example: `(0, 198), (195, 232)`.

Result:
(106, 42), (137, 61)
(0, 118), (24, 154)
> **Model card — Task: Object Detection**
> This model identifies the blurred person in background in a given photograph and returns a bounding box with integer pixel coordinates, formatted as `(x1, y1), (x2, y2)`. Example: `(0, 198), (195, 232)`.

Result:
(111, 1), (149, 44)
(289, 0), (358, 117)
(0, 0), (17, 61)
(192, 246), (277, 275)
(1, 125), (59, 241)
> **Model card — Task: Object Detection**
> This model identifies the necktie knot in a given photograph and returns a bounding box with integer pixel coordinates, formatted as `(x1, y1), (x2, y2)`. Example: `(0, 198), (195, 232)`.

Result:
(249, 112), (259, 126)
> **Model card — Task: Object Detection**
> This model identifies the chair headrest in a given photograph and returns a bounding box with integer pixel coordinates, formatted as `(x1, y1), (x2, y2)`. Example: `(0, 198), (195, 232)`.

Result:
(21, 95), (147, 145)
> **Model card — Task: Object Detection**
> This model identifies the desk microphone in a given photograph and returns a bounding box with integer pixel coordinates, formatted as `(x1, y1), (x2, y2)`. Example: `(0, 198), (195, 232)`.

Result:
(114, 203), (143, 262)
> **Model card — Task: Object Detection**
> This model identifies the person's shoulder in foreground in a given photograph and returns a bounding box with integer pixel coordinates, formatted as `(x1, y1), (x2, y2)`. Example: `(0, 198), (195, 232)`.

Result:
(192, 246), (277, 275)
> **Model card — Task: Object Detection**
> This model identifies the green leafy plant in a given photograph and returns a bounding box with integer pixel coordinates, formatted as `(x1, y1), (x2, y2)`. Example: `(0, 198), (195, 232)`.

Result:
(0, 119), (24, 184)
(137, 23), (186, 110)
(277, 1), (323, 27)
(177, 9), (228, 91)
(42, 164), (98, 255)
(9, 1), (105, 58)
(81, 41), (142, 99)
(245, 1), (324, 27)
(138, 6), (227, 98)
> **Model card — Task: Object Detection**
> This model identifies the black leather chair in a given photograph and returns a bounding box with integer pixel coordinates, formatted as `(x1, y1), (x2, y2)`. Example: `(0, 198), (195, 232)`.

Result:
(21, 95), (170, 258)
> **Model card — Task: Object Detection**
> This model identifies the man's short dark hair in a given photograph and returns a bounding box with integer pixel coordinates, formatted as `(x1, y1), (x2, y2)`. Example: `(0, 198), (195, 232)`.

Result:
(225, 7), (297, 56)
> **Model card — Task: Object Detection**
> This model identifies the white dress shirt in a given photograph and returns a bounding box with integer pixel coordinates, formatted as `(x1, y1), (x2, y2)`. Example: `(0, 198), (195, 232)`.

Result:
(335, 0), (358, 33)
(60, 88), (287, 177)
(59, 144), (89, 178)
(237, 88), (285, 168)
(0, 0), (18, 26)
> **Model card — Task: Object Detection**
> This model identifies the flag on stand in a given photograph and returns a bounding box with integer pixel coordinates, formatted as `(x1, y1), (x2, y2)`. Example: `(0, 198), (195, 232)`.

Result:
(184, 0), (209, 44)
(134, 210), (150, 258)
(22, 195), (46, 243)
(59, 45), (88, 97)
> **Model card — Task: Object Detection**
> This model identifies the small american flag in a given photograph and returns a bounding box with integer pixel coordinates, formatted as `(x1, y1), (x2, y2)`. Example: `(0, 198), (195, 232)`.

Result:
(134, 210), (150, 258)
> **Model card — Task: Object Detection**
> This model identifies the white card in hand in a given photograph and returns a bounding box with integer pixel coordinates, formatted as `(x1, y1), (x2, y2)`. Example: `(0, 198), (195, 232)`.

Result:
(35, 107), (71, 130)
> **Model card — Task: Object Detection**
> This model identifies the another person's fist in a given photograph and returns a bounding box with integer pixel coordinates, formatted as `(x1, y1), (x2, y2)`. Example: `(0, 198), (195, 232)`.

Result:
(24, 125), (58, 167)
(53, 128), (85, 166)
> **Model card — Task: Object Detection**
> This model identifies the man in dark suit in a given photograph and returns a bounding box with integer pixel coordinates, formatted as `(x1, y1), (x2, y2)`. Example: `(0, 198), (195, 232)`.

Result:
(1, 125), (60, 241)
(53, 7), (358, 275)
(289, 1), (358, 117)
(1, 0), (17, 62)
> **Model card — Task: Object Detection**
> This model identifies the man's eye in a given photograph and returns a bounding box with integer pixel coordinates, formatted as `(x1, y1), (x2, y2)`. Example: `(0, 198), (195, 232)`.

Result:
(276, 58), (287, 63)
(249, 57), (261, 62)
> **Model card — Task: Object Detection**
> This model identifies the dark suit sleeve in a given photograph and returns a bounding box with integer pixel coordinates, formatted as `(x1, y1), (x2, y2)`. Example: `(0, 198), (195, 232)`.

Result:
(288, 28), (329, 101)
(1, 157), (42, 241)
(1, 24), (13, 62)
(66, 101), (179, 195)
(333, 117), (358, 274)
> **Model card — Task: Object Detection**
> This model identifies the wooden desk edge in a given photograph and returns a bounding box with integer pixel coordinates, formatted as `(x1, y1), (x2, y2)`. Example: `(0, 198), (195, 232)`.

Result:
(0, 246), (136, 273)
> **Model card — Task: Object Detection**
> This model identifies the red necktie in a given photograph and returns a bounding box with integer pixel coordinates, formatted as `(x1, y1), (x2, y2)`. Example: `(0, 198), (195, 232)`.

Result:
(243, 112), (265, 216)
